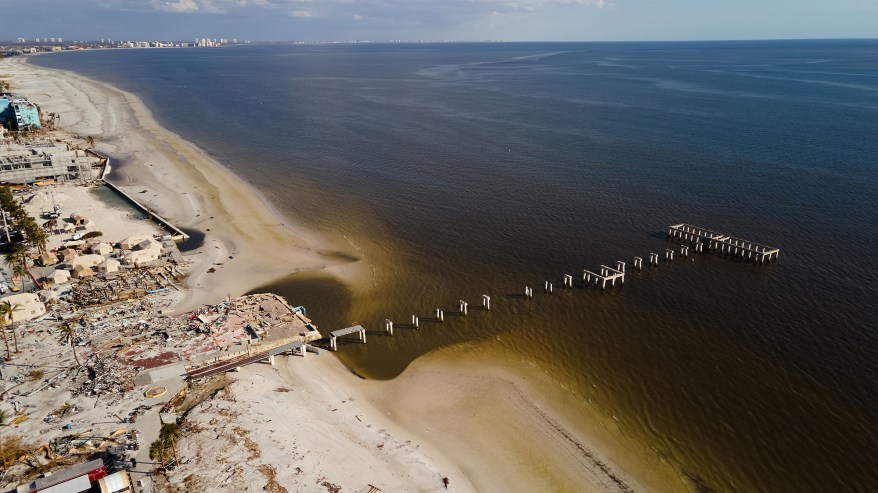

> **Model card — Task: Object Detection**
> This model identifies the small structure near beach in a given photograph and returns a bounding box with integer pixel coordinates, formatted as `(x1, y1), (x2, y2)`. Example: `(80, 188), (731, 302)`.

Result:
(90, 242), (113, 255)
(71, 264), (95, 279)
(58, 247), (77, 262)
(123, 248), (160, 266)
(49, 268), (71, 285)
(69, 254), (104, 269)
(97, 258), (120, 274)
(120, 234), (150, 250)
(135, 238), (161, 252)
(0, 292), (46, 322)
(38, 251), (58, 266)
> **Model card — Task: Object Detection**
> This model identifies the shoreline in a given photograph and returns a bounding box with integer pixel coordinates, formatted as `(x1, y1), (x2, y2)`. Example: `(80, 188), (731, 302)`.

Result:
(1, 54), (653, 492)
(4, 54), (368, 312)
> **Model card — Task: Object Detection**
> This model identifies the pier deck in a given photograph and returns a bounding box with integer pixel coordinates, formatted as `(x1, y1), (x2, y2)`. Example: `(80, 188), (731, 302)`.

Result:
(668, 223), (779, 262)
(329, 325), (366, 351)
(187, 340), (305, 380)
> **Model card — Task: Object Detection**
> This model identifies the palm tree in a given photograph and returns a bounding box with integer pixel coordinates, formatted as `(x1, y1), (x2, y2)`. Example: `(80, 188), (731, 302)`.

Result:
(0, 304), (10, 361)
(5, 246), (40, 290)
(56, 322), (81, 367)
(149, 437), (167, 467)
(159, 423), (180, 464)
(24, 223), (48, 254)
(0, 302), (22, 354)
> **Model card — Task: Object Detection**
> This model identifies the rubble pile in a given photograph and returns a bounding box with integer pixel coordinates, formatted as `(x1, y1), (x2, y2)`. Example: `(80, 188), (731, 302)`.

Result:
(74, 355), (139, 397)
(68, 264), (183, 306)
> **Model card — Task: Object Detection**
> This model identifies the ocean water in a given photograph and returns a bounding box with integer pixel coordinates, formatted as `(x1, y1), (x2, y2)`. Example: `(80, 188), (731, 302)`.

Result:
(33, 40), (878, 492)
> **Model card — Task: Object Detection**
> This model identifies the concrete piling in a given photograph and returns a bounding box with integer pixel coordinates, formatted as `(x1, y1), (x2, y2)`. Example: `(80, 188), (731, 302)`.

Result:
(385, 319), (394, 336)
(482, 294), (491, 310)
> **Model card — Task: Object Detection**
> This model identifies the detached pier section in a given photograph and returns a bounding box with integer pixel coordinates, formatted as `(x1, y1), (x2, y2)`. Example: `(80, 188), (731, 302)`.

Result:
(668, 224), (779, 262)
(329, 325), (366, 351)
(582, 262), (626, 290)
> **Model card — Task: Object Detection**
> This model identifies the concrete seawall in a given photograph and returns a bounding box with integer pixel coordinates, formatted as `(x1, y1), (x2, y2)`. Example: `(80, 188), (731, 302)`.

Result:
(89, 148), (189, 242)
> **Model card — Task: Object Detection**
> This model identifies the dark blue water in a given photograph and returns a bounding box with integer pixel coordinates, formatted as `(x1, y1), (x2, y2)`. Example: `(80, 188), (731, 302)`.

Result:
(33, 40), (878, 492)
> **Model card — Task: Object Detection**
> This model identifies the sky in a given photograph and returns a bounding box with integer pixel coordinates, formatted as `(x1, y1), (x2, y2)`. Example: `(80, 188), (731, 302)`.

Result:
(3, 0), (876, 43)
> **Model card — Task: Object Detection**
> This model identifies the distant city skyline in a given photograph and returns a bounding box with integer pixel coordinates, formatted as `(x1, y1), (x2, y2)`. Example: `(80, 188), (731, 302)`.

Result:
(4, 0), (877, 43)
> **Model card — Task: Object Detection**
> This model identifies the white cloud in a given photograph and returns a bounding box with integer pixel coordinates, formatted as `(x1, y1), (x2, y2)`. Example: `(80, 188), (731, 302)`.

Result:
(290, 9), (313, 17)
(151, 0), (200, 13)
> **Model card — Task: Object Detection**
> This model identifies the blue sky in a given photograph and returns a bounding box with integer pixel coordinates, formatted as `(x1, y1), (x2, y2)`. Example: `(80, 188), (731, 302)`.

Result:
(4, 0), (877, 42)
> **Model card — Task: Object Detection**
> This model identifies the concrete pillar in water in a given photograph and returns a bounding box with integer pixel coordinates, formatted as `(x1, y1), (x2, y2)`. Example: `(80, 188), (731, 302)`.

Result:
(268, 354), (275, 366)
(482, 294), (491, 310)
(616, 261), (625, 273)
(459, 300), (468, 315)
(361, 330), (366, 343)
(412, 315), (419, 329)
(386, 319), (394, 336)
(563, 274), (573, 288)
(634, 257), (643, 270)
(436, 309), (444, 322)
(330, 336), (337, 351)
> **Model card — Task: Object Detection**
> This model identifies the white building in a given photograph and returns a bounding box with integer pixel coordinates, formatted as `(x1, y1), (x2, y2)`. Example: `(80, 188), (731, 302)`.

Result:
(1, 293), (46, 322)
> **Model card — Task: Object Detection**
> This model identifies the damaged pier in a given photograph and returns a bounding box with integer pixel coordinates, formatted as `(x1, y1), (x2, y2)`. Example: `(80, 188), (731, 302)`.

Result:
(668, 223), (780, 262)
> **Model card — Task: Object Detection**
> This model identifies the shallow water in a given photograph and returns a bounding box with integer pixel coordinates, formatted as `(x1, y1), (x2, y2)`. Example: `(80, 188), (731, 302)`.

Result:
(34, 40), (878, 492)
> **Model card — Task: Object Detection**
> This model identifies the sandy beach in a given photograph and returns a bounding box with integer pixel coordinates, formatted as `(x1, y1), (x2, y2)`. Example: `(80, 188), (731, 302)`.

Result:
(1, 55), (366, 313)
(0, 54), (648, 492)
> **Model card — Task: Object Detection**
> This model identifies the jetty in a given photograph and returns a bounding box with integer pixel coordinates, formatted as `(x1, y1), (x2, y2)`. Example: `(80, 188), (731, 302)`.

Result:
(103, 179), (189, 242)
(668, 223), (779, 262)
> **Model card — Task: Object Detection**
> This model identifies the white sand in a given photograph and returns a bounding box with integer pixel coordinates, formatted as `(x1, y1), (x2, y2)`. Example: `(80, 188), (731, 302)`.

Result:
(0, 54), (651, 493)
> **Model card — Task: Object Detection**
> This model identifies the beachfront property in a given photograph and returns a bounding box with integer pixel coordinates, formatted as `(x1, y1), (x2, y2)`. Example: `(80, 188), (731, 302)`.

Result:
(0, 292), (46, 322)
(0, 95), (41, 130)
(0, 144), (104, 184)
(14, 458), (132, 493)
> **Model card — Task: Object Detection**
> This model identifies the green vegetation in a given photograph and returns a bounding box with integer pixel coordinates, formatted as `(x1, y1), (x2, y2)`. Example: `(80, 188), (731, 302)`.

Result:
(0, 186), (47, 289)
(150, 422), (181, 468)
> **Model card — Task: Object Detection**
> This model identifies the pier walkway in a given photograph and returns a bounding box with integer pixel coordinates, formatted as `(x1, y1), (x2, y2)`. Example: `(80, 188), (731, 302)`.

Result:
(186, 340), (306, 380)
(329, 325), (366, 351)
(668, 223), (779, 262)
